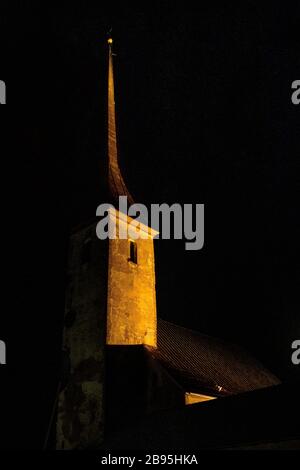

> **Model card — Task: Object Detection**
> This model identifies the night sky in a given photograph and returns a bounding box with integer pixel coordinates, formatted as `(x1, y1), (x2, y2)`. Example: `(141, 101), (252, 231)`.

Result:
(0, 2), (299, 449)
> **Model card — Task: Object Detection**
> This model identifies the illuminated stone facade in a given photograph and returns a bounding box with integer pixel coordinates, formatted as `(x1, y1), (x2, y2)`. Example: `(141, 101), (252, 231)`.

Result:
(106, 211), (158, 347)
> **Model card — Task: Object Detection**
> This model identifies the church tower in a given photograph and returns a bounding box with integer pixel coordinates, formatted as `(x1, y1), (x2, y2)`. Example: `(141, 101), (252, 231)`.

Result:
(56, 38), (158, 450)
(105, 37), (157, 348)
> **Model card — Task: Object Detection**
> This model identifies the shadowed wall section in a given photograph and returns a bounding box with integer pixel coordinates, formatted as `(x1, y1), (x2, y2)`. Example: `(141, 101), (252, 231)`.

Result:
(56, 223), (108, 450)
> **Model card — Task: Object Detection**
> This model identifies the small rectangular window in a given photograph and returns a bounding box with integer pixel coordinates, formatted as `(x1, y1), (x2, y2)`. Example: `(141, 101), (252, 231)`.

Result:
(129, 240), (137, 264)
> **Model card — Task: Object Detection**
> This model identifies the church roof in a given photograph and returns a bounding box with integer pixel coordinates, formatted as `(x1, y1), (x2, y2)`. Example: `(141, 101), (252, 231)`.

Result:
(148, 319), (280, 397)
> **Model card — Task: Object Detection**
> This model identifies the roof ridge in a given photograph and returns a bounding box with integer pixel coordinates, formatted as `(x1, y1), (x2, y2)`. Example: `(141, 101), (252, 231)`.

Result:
(158, 318), (234, 346)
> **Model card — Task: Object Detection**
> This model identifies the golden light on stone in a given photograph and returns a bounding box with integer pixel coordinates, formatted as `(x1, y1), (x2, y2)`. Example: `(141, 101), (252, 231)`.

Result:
(106, 210), (158, 348)
(108, 38), (113, 44)
(185, 392), (216, 405)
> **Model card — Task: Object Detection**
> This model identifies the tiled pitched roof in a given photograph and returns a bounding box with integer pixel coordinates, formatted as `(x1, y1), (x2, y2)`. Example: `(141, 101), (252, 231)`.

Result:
(148, 319), (280, 397)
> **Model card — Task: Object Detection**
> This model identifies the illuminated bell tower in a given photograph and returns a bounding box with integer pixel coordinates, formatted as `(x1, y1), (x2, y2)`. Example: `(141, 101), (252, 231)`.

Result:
(106, 37), (157, 348)
(56, 37), (158, 450)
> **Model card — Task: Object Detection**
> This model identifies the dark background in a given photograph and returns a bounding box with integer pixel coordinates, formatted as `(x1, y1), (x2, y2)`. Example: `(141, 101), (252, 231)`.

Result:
(0, 1), (299, 449)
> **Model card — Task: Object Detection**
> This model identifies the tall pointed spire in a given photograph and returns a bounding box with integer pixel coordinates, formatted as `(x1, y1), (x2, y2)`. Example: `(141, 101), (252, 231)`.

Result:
(107, 37), (134, 206)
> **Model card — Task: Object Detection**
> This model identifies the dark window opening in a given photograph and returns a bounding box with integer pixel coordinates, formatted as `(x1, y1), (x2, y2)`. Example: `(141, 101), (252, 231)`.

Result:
(129, 240), (137, 264)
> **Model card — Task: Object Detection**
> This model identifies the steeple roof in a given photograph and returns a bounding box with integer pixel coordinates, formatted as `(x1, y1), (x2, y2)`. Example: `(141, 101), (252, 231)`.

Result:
(107, 37), (134, 206)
